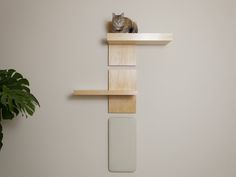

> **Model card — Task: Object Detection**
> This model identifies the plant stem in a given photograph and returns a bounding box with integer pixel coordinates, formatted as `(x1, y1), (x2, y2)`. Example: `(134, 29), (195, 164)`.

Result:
(0, 122), (3, 151)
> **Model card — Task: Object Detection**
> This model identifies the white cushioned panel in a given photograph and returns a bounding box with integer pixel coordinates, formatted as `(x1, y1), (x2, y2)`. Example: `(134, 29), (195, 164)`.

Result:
(108, 117), (136, 172)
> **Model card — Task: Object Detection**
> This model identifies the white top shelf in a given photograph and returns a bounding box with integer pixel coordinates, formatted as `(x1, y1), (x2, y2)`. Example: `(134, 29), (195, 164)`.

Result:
(107, 33), (173, 45)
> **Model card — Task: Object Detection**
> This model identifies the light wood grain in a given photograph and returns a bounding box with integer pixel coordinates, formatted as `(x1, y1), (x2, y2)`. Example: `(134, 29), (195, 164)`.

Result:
(109, 69), (136, 113)
(107, 33), (173, 45)
(109, 45), (136, 66)
(73, 90), (137, 96)
(109, 96), (136, 113)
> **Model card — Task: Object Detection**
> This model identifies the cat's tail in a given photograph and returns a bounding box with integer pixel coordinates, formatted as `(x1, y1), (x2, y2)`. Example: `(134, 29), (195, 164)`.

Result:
(131, 22), (138, 33)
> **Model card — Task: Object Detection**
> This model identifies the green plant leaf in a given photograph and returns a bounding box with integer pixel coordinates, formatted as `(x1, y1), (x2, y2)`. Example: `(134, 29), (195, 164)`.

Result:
(7, 69), (16, 77)
(0, 93), (7, 106)
(21, 86), (30, 93)
(0, 69), (40, 120)
(0, 69), (40, 150)
(18, 78), (29, 86)
(30, 93), (40, 106)
(1, 106), (14, 120)
(12, 72), (23, 80)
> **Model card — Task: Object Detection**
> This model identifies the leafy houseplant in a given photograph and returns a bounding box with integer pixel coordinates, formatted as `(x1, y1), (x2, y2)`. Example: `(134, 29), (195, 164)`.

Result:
(0, 69), (40, 150)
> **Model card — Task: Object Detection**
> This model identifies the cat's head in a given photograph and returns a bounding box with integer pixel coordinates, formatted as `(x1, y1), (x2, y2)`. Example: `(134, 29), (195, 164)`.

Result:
(112, 12), (124, 19)
(112, 13), (125, 30)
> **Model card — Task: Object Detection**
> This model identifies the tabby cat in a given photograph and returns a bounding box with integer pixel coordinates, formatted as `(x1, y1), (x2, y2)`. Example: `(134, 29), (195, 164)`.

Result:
(112, 13), (138, 33)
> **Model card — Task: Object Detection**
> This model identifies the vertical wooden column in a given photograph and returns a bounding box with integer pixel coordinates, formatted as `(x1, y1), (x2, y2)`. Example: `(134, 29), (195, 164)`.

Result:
(107, 33), (173, 172)
(108, 45), (136, 113)
(108, 43), (137, 172)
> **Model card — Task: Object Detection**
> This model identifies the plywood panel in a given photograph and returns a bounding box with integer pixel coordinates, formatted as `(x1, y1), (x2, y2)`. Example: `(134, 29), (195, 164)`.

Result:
(109, 45), (136, 66)
(109, 69), (136, 113)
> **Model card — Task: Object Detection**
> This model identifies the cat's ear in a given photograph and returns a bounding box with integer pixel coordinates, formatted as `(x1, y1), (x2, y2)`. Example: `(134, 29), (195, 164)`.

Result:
(112, 13), (116, 18)
(120, 12), (124, 17)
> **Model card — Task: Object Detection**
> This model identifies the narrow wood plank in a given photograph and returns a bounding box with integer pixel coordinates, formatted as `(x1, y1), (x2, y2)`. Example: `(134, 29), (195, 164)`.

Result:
(73, 90), (137, 96)
(109, 117), (136, 172)
(109, 45), (136, 66)
(109, 96), (136, 113)
(109, 69), (136, 113)
(107, 33), (173, 45)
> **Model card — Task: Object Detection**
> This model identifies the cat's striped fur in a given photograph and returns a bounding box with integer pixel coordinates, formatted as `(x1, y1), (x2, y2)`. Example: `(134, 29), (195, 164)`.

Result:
(112, 13), (138, 33)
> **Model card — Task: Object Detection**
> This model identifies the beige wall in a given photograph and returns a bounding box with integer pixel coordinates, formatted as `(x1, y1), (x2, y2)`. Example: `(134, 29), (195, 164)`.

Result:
(0, 0), (236, 177)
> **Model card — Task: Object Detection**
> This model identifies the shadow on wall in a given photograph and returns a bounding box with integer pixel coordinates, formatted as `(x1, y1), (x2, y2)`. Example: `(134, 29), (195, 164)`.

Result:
(105, 21), (113, 33)
(67, 94), (107, 102)
(100, 21), (112, 45)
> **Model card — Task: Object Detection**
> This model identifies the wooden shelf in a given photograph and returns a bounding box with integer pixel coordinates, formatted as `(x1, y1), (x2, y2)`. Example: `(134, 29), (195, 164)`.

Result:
(73, 90), (137, 96)
(107, 33), (173, 45)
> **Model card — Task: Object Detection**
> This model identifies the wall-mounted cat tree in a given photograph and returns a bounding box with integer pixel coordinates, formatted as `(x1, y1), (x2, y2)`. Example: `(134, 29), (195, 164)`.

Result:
(73, 33), (173, 172)
(73, 33), (173, 113)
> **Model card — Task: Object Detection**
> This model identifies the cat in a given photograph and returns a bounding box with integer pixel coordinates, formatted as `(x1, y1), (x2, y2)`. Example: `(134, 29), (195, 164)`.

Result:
(112, 13), (138, 33)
